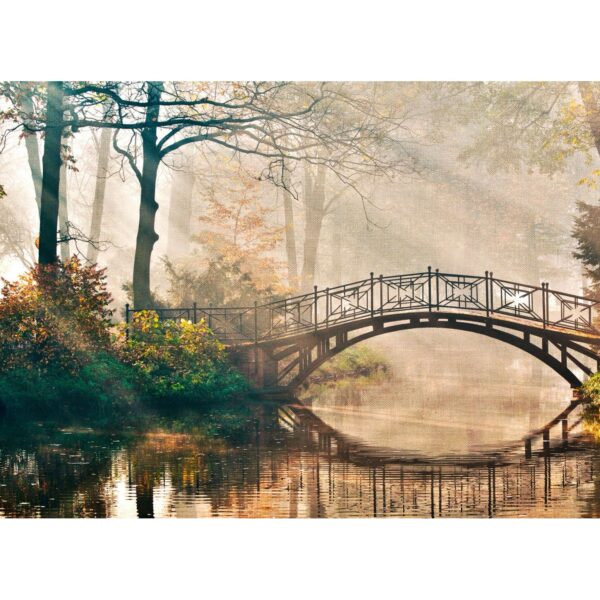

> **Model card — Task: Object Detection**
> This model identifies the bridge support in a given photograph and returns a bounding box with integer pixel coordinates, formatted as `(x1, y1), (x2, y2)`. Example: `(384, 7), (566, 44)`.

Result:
(261, 312), (597, 390)
(231, 346), (280, 390)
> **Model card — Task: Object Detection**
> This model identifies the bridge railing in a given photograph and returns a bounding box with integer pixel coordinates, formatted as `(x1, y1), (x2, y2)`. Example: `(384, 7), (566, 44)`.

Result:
(125, 269), (600, 343)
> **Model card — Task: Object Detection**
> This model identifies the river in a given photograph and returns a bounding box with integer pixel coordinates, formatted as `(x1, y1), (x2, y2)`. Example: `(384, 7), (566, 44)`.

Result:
(3, 330), (600, 518)
(1, 382), (599, 518)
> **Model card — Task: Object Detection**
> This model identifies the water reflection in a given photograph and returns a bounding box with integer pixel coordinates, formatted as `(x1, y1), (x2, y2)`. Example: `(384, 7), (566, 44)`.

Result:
(306, 375), (577, 458)
(1, 392), (600, 518)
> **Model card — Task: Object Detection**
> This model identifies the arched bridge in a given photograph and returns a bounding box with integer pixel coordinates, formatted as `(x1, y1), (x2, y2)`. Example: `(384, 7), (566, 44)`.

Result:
(127, 269), (600, 391)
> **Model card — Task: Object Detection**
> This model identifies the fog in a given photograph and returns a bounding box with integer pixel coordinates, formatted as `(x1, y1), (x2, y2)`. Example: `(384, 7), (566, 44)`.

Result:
(1, 81), (598, 385)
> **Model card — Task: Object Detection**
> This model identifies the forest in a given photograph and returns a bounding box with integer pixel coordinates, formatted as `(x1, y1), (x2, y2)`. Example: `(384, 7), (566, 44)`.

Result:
(2, 81), (600, 424)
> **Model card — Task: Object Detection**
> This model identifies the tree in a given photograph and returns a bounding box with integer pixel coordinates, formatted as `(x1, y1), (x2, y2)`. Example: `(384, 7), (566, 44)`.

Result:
(0, 205), (36, 269)
(300, 159), (328, 289)
(0, 83), (44, 215)
(166, 151), (196, 260)
(1, 81), (69, 265)
(453, 82), (600, 288)
(574, 201), (600, 293)
(38, 81), (65, 265)
(70, 81), (413, 307)
(1, 81), (439, 303)
(165, 168), (287, 306)
(281, 159), (298, 284)
(58, 157), (70, 261)
(20, 89), (43, 214)
(63, 81), (325, 306)
(281, 82), (432, 290)
(87, 127), (111, 264)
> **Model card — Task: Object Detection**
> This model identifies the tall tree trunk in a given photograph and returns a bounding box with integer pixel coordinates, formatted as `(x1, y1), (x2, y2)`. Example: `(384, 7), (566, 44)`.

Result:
(87, 128), (111, 264)
(301, 162), (327, 290)
(21, 92), (42, 214)
(282, 161), (298, 287)
(58, 160), (70, 261)
(167, 168), (194, 260)
(39, 81), (64, 265)
(132, 81), (163, 309)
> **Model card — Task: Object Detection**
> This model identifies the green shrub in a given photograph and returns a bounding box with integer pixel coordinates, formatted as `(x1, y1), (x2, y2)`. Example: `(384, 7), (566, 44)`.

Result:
(0, 257), (113, 374)
(0, 353), (139, 425)
(310, 345), (390, 382)
(582, 373), (600, 439)
(117, 311), (249, 404)
(0, 264), (250, 424)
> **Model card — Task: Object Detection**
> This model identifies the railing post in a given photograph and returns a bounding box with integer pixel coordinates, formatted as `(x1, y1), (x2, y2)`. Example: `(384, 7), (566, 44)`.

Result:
(379, 274), (384, 316)
(125, 303), (130, 340)
(428, 266), (432, 311)
(545, 282), (550, 328)
(370, 272), (375, 318)
(484, 271), (489, 317)
(542, 282), (547, 329)
(208, 303), (213, 330)
(435, 268), (440, 310)
(325, 288), (330, 330)
(193, 302), (197, 324)
(314, 285), (318, 332)
(489, 272), (494, 314)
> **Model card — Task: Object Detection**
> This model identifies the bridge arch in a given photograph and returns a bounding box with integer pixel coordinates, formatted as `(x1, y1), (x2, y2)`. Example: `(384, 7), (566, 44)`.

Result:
(138, 269), (600, 392)
(273, 313), (599, 390)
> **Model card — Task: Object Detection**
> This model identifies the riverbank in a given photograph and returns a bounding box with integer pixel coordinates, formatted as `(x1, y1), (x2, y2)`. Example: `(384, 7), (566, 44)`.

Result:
(298, 345), (391, 402)
(581, 373), (600, 439)
(0, 260), (259, 426)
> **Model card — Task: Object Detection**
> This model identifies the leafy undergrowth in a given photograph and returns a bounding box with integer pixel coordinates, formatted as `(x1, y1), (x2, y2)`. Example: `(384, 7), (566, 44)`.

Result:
(581, 372), (600, 440)
(0, 259), (251, 428)
(299, 345), (391, 399)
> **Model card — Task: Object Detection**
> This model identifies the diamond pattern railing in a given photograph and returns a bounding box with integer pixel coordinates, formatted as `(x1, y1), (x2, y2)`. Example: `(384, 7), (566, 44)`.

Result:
(126, 269), (600, 343)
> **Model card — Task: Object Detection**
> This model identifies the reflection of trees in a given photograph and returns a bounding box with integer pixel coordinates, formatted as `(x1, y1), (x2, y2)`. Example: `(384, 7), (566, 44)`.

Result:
(0, 433), (116, 517)
(2, 407), (600, 518)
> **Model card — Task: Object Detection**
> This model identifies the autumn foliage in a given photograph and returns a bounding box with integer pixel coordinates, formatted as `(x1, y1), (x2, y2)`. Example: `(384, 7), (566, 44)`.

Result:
(0, 257), (113, 373)
(117, 311), (247, 401)
(0, 260), (248, 422)
(165, 170), (291, 307)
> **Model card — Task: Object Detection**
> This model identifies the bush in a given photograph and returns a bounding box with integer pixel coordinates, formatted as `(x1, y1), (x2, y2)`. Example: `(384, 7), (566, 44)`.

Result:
(582, 373), (600, 438)
(117, 311), (249, 404)
(0, 353), (139, 425)
(309, 345), (390, 383)
(0, 260), (136, 423)
(0, 262), (250, 423)
(0, 257), (112, 374)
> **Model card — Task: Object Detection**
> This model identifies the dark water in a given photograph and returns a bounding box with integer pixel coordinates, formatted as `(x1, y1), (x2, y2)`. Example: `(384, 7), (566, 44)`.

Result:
(1, 374), (600, 518)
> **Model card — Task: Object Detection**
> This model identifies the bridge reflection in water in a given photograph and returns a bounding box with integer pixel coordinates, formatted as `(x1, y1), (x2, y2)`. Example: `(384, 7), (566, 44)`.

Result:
(1, 399), (600, 518)
(277, 400), (591, 518)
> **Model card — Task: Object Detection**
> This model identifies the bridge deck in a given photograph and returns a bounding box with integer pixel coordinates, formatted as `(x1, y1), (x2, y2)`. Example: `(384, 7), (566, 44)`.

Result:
(127, 269), (600, 346)
(127, 271), (600, 389)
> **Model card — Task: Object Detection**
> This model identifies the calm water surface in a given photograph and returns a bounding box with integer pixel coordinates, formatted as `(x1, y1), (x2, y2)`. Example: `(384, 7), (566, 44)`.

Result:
(2, 370), (600, 518)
